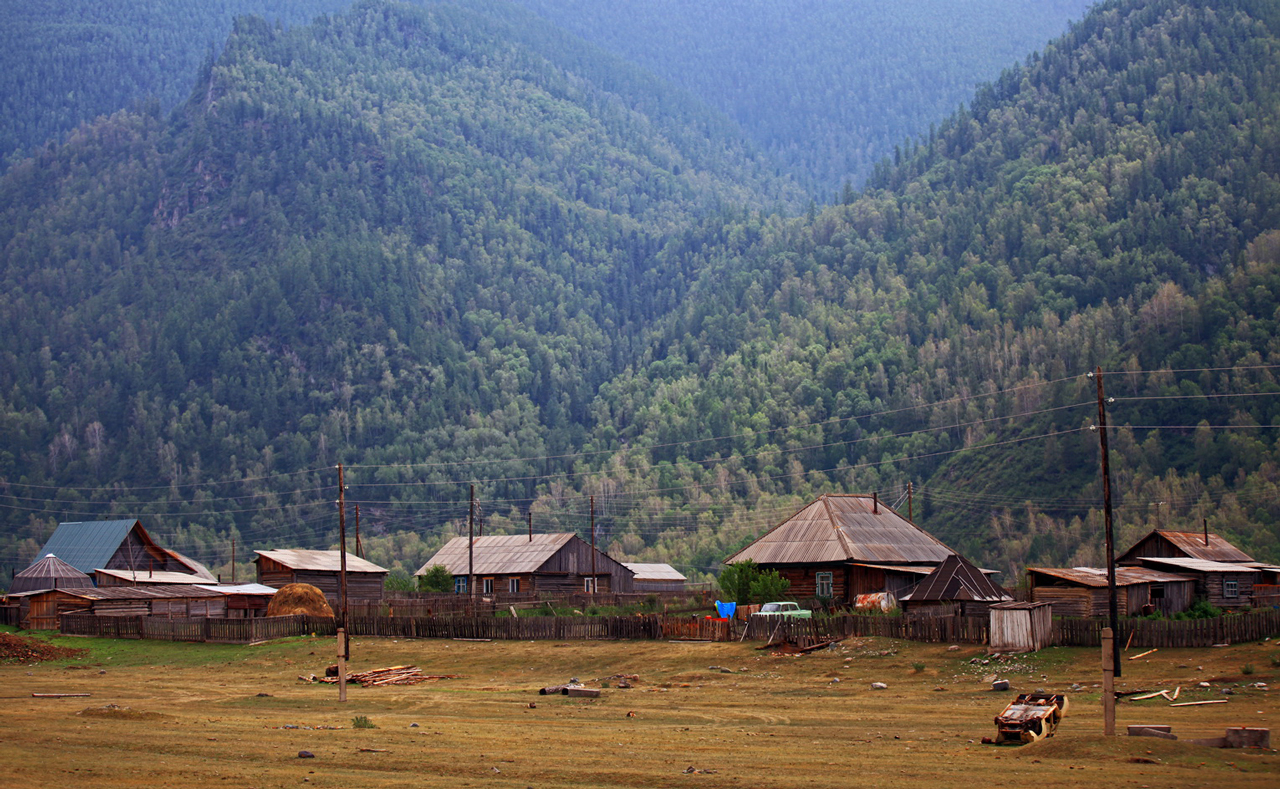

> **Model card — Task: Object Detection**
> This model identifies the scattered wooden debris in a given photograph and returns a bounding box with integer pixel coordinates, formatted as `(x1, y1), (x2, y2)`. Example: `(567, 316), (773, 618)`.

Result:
(1128, 648), (1158, 660)
(358, 748), (389, 753)
(1170, 699), (1228, 707)
(1130, 690), (1167, 701)
(304, 666), (459, 687)
(31, 693), (91, 698)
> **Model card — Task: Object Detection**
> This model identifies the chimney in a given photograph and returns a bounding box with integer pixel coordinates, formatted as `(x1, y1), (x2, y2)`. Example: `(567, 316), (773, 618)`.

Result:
(872, 492), (879, 514)
(1204, 518), (1209, 547)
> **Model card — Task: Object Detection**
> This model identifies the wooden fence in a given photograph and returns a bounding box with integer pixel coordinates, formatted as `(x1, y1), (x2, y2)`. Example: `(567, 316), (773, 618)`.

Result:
(1053, 609), (1280, 648)
(54, 609), (1280, 649)
(357, 590), (714, 618)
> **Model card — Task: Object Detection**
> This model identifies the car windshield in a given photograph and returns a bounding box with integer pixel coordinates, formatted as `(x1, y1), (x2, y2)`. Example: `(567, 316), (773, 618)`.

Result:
(761, 603), (782, 612)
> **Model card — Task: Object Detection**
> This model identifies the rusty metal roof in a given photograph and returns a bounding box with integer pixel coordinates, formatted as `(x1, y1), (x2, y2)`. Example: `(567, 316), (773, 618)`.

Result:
(724, 494), (955, 566)
(1120, 530), (1255, 563)
(1028, 566), (1195, 587)
(22, 584), (226, 600)
(254, 549), (387, 574)
(416, 533), (577, 576)
(902, 554), (1012, 602)
(622, 563), (687, 582)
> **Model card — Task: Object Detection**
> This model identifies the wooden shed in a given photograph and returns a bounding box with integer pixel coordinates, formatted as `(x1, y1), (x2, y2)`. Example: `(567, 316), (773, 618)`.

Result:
(622, 563), (688, 593)
(416, 533), (634, 596)
(723, 494), (962, 602)
(13, 584), (229, 630)
(254, 550), (387, 603)
(989, 602), (1054, 653)
(899, 554), (1011, 616)
(1118, 529), (1255, 565)
(1027, 566), (1195, 617)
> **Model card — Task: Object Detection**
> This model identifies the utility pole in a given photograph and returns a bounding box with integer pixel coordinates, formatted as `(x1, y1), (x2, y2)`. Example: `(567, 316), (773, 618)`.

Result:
(354, 503), (362, 559)
(468, 484), (475, 603)
(528, 510), (532, 543)
(231, 538), (236, 584)
(336, 463), (349, 699)
(1091, 367), (1121, 680)
(590, 495), (597, 603)
(907, 481), (913, 522)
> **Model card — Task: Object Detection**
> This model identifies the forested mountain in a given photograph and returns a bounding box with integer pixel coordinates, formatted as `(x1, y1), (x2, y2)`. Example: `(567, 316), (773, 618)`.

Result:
(0, 0), (801, 584)
(1, 0), (1278, 590)
(509, 0), (1097, 195)
(2, 0), (1093, 198)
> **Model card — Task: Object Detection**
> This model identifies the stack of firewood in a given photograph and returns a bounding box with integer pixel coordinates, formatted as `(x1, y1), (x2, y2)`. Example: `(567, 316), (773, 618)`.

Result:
(305, 665), (460, 687)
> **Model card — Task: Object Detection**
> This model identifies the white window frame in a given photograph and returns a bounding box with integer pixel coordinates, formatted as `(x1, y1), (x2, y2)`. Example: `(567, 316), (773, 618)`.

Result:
(483, 577), (494, 595)
(454, 576), (467, 595)
(816, 571), (834, 598)
(584, 576), (597, 594)
(1224, 579), (1239, 598)
(509, 577), (520, 594)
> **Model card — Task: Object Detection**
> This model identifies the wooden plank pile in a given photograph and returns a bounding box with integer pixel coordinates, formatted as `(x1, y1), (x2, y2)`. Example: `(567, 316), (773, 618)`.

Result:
(305, 665), (460, 687)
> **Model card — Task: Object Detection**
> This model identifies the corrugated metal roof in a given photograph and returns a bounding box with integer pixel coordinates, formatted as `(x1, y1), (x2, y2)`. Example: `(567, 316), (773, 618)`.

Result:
(622, 563), (687, 582)
(10, 554), (93, 593)
(254, 549), (387, 574)
(416, 533), (576, 576)
(1137, 557), (1263, 574)
(167, 550), (217, 581)
(1119, 530), (1255, 563)
(903, 554), (1012, 602)
(1028, 566), (1197, 587)
(195, 583), (278, 595)
(37, 520), (140, 574)
(851, 563), (936, 575)
(29, 584), (225, 600)
(95, 568), (215, 585)
(725, 494), (955, 566)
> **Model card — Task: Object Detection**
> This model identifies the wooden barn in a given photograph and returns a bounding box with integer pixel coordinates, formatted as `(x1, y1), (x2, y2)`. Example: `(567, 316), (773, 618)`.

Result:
(32, 519), (216, 581)
(722, 494), (962, 603)
(899, 553), (1011, 616)
(9, 554), (92, 593)
(416, 533), (634, 596)
(623, 563), (688, 593)
(1026, 566), (1195, 617)
(10, 584), (229, 630)
(1117, 528), (1256, 566)
(254, 550), (387, 603)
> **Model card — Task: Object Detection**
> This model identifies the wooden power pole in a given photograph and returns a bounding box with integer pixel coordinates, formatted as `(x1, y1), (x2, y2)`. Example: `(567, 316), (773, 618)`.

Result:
(468, 484), (475, 602)
(1092, 367), (1121, 680)
(590, 495), (597, 603)
(336, 463), (349, 699)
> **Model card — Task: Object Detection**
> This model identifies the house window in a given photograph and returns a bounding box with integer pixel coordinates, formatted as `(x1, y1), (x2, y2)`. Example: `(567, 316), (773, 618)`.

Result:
(816, 572), (834, 599)
(1150, 584), (1165, 600)
(454, 576), (467, 595)
(584, 577), (597, 594)
(1224, 579), (1239, 598)
(483, 577), (494, 595)
(509, 578), (520, 594)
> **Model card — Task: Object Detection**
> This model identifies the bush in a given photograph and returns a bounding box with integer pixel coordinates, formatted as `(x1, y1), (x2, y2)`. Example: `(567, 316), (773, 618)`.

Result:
(352, 715), (376, 729)
(1185, 600), (1224, 620)
(1242, 664), (1255, 676)
(912, 662), (926, 672)
(417, 564), (453, 593)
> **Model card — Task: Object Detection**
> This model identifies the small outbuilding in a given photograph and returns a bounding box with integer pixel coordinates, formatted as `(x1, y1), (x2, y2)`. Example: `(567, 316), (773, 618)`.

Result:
(254, 550), (387, 603)
(989, 601), (1054, 653)
(622, 563), (688, 593)
(1027, 566), (1195, 617)
(1129, 557), (1260, 609)
(31, 519), (216, 580)
(9, 554), (92, 594)
(899, 553), (1011, 616)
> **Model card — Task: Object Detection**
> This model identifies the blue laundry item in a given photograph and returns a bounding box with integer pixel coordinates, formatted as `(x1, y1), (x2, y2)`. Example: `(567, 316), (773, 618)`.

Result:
(715, 600), (737, 619)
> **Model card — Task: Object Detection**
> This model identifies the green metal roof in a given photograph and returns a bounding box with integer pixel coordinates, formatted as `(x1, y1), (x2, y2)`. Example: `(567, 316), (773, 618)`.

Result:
(36, 520), (142, 574)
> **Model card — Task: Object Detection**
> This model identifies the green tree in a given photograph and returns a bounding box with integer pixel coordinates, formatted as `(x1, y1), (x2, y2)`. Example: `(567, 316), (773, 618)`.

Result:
(417, 564), (454, 593)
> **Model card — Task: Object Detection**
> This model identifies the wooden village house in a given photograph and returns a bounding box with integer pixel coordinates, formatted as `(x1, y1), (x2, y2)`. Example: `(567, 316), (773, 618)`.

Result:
(416, 533), (635, 596)
(31, 519), (216, 582)
(1027, 566), (1196, 617)
(6, 583), (276, 630)
(254, 549), (388, 603)
(1118, 529), (1263, 609)
(899, 553), (1012, 616)
(722, 493), (966, 603)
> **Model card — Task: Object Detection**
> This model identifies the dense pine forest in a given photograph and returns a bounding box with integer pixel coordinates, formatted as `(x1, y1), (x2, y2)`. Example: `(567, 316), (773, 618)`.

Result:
(1, 0), (1278, 591)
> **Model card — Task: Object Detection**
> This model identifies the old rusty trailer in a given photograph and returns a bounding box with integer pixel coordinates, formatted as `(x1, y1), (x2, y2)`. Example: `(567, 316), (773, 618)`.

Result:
(993, 693), (1069, 744)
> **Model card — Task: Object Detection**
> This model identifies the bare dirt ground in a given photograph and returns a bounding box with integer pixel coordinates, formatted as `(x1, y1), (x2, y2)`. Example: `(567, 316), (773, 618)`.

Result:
(1, 629), (1277, 788)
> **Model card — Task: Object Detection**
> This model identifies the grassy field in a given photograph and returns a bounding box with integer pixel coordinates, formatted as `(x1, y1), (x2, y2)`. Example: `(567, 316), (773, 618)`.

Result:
(1, 627), (1278, 788)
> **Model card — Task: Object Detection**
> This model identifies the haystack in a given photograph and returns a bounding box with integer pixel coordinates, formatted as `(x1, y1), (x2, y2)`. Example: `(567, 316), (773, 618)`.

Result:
(266, 583), (334, 617)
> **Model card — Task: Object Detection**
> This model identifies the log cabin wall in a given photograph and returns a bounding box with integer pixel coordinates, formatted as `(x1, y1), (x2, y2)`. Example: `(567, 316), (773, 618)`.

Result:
(541, 541), (634, 593)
